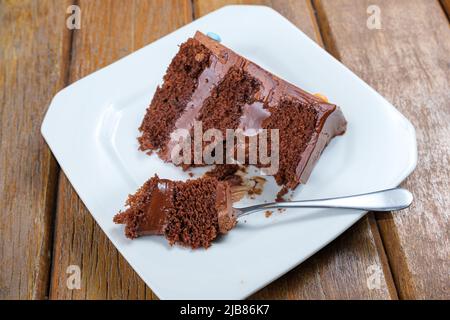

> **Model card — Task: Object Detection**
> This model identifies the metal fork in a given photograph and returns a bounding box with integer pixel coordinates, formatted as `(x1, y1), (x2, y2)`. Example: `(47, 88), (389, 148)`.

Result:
(235, 188), (413, 217)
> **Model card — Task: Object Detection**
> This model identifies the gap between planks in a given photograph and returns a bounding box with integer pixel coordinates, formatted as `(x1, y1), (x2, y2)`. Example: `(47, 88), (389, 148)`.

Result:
(45, 0), (79, 299)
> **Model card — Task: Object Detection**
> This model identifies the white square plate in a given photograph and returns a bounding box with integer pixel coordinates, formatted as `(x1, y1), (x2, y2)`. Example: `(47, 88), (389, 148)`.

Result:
(42, 5), (417, 299)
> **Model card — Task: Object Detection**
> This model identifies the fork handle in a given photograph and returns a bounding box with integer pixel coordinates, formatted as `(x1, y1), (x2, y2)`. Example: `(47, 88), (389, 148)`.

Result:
(237, 188), (413, 217)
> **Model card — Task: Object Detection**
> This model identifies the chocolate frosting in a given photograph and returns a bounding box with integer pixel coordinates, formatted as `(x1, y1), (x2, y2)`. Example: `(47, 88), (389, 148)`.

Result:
(137, 179), (173, 236)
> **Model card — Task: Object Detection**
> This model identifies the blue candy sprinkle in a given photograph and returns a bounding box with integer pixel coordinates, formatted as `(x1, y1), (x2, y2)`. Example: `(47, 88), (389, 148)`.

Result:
(206, 32), (221, 42)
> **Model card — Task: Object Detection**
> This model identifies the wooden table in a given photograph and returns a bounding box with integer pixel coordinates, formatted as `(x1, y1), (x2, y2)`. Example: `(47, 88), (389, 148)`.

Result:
(1, 0), (449, 300)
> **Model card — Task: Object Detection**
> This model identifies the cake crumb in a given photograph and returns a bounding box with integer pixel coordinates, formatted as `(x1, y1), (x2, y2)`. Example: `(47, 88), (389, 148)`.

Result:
(188, 172), (194, 177)
(276, 187), (288, 202)
(194, 52), (205, 62)
(277, 208), (286, 213)
(248, 176), (266, 197)
(265, 210), (273, 218)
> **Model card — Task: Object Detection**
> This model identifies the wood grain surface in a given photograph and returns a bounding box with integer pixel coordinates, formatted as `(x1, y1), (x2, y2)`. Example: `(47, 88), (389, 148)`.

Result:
(1, 0), (448, 300)
(49, 0), (192, 300)
(194, 0), (397, 300)
(194, 0), (323, 45)
(0, 0), (72, 299)
(315, 0), (450, 299)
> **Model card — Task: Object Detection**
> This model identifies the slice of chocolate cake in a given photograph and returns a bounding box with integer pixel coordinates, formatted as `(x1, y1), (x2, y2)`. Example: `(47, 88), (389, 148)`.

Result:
(113, 175), (236, 248)
(138, 31), (346, 190)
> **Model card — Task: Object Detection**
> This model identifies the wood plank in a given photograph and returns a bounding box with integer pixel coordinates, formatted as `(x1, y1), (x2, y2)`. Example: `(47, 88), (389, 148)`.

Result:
(315, 0), (450, 299)
(0, 0), (72, 299)
(49, 0), (192, 299)
(193, 0), (323, 44)
(195, 0), (397, 299)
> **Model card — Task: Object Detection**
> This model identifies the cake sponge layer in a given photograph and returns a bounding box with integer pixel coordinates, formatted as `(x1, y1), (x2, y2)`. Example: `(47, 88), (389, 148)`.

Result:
(138, 39), (211, 153)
